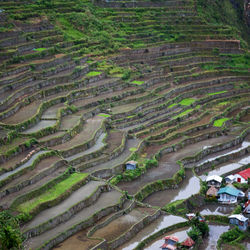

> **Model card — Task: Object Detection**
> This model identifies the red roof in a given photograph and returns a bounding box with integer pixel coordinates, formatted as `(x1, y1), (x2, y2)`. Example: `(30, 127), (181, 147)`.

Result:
(160, 243), (177, 250)
(181, 237), (195, 247)
(237, 168), (250, 180)
(164, 235), (179, 242)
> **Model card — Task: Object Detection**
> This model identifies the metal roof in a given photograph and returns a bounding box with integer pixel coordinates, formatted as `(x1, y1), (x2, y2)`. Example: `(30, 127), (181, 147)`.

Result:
(229, 214), (248, 222)
(217, 186), (241, 196)
(206, 175), (222, 183)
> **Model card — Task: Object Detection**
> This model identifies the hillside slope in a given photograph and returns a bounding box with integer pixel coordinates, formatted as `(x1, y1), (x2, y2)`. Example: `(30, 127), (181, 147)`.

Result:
(0, 0), (249, 249)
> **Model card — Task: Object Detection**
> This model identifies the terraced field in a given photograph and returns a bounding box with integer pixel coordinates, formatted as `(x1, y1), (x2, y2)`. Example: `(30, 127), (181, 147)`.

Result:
(0, 0), (249, 249)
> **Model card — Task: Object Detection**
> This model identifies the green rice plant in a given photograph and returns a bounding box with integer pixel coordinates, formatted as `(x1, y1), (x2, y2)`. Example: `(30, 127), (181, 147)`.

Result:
(131, 80), (144, 85)
(217, 101), (229, 106)
(213, 118), (230, 127)
(98, 113), (111, 118)
(86, 71), (102, 77)
(173, 109), (193, 119)
(208, 90), (227, 95)
(168, 103), (177, 108)
(17, 173), (88, 214)
(33, 48), (46, 52)
(179, 98), (196, 106)
(129, 147), (137, 152)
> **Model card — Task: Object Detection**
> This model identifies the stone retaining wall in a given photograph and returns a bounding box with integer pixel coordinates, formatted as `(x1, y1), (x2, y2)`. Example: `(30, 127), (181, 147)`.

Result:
(88, 200), (136, 238)
(38, 194), (125, 250)
(109, 208), (162, 249)
(0, 160), (66, 200)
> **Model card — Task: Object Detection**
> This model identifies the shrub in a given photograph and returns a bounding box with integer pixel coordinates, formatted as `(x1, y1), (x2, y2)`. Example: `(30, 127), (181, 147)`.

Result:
(0, 211), (23, 250)
(122, 70), (131, 80)
(200, 181), (208, 196)
(219, 227), (243, 243)
(188, 226), (202, 241)
(145, 158), (158, 169)
(232, 205), (242, 214)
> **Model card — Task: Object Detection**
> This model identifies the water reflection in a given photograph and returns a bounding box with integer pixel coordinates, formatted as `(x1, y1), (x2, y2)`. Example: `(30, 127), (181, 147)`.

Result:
(199, 204), (234, 216)
(119, 214), (186, 250)
(144, 227), (190, 250)
(199, 224), (230, 250)
(144, 169), (200, 207)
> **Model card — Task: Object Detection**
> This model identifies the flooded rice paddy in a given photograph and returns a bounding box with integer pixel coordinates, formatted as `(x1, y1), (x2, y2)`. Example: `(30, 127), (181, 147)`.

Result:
(0, 150), (49, 181)
(22, 120), (57, 134)
(199, 224), (230, 250)
(199, 154), (250, 181)
(91, 208), (148, 242)
(198, 204), (234, 216)
(143, 169), (200, 207)
(119, 214), (187, 250)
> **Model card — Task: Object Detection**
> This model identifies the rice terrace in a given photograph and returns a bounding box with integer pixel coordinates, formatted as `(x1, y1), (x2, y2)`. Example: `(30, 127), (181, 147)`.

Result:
(0, 0), (249, 249)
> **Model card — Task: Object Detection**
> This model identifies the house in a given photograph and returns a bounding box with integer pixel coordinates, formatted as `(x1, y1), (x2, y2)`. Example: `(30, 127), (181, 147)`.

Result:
(234, 168), (250, 183)
(243, 200), (250, 214)
(228, 214), (249, 231)
(186, 213), (195, 220)
(185, 213), (205, 222)
(126, 160), (137, 170)
(206, 175), (222, 187)
(181, 237), (195, 248)
(206, 185), (218, 197)
(160, 235), (179, 250)
(217, 186), (242, 204)
(225, 175), (235, 184)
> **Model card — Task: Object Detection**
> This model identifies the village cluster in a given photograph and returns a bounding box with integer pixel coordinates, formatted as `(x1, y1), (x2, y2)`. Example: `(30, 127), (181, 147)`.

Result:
(158, 168), (250, 250)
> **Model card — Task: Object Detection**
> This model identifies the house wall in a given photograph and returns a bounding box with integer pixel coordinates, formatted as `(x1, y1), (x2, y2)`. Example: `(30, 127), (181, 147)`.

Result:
(207, 180), (221, 187)
(229, 218), (248, 230)
(245, 205), (250, 213)
(225, 177), (235, 183)
(219, 193), (237, 203)
(234, 174), (248, 183)
(126, 164), (136, 170)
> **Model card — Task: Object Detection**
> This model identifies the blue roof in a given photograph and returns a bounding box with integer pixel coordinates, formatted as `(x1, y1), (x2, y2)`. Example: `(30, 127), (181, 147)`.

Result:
(218, 186), (240, 196)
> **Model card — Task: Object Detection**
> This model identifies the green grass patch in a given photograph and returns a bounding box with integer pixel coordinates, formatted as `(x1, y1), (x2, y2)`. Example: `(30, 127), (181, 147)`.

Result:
(98, 113), (111, 118)
(217, 101), (229, 106)
(127, 115), (136, 119)
(129, 147), (137, 152)
(208, 90), (227, 96)
(173, 109), (193, 119)
(17, 173), (88, 213)
(168, 103), (177, 108)
(164, 199), (184, 210)
(179, 98), (196, 106)
(33, 48), (46, 52)
(213, 118), (230, 127)
(131, 80), (144, 85)
(86, 71), (102, 77)
(57, 17), (83, 40)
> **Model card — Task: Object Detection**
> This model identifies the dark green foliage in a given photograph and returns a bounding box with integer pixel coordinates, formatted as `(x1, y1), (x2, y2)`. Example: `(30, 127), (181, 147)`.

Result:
(188, 226), (202, 241)
(219, 227), (244, 243)
(232, 205), (242, 214)
(188, 214), (209, 242)
(144, 158), (158, 169)
(122, 70), (131, 80)
(200, 181), (208, 196)
(0, 211), (23, 250)
(197, 0), (249, 46)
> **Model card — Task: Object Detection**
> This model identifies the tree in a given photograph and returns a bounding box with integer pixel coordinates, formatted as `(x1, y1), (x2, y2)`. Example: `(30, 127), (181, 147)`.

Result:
(0, 211), (23, 250)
